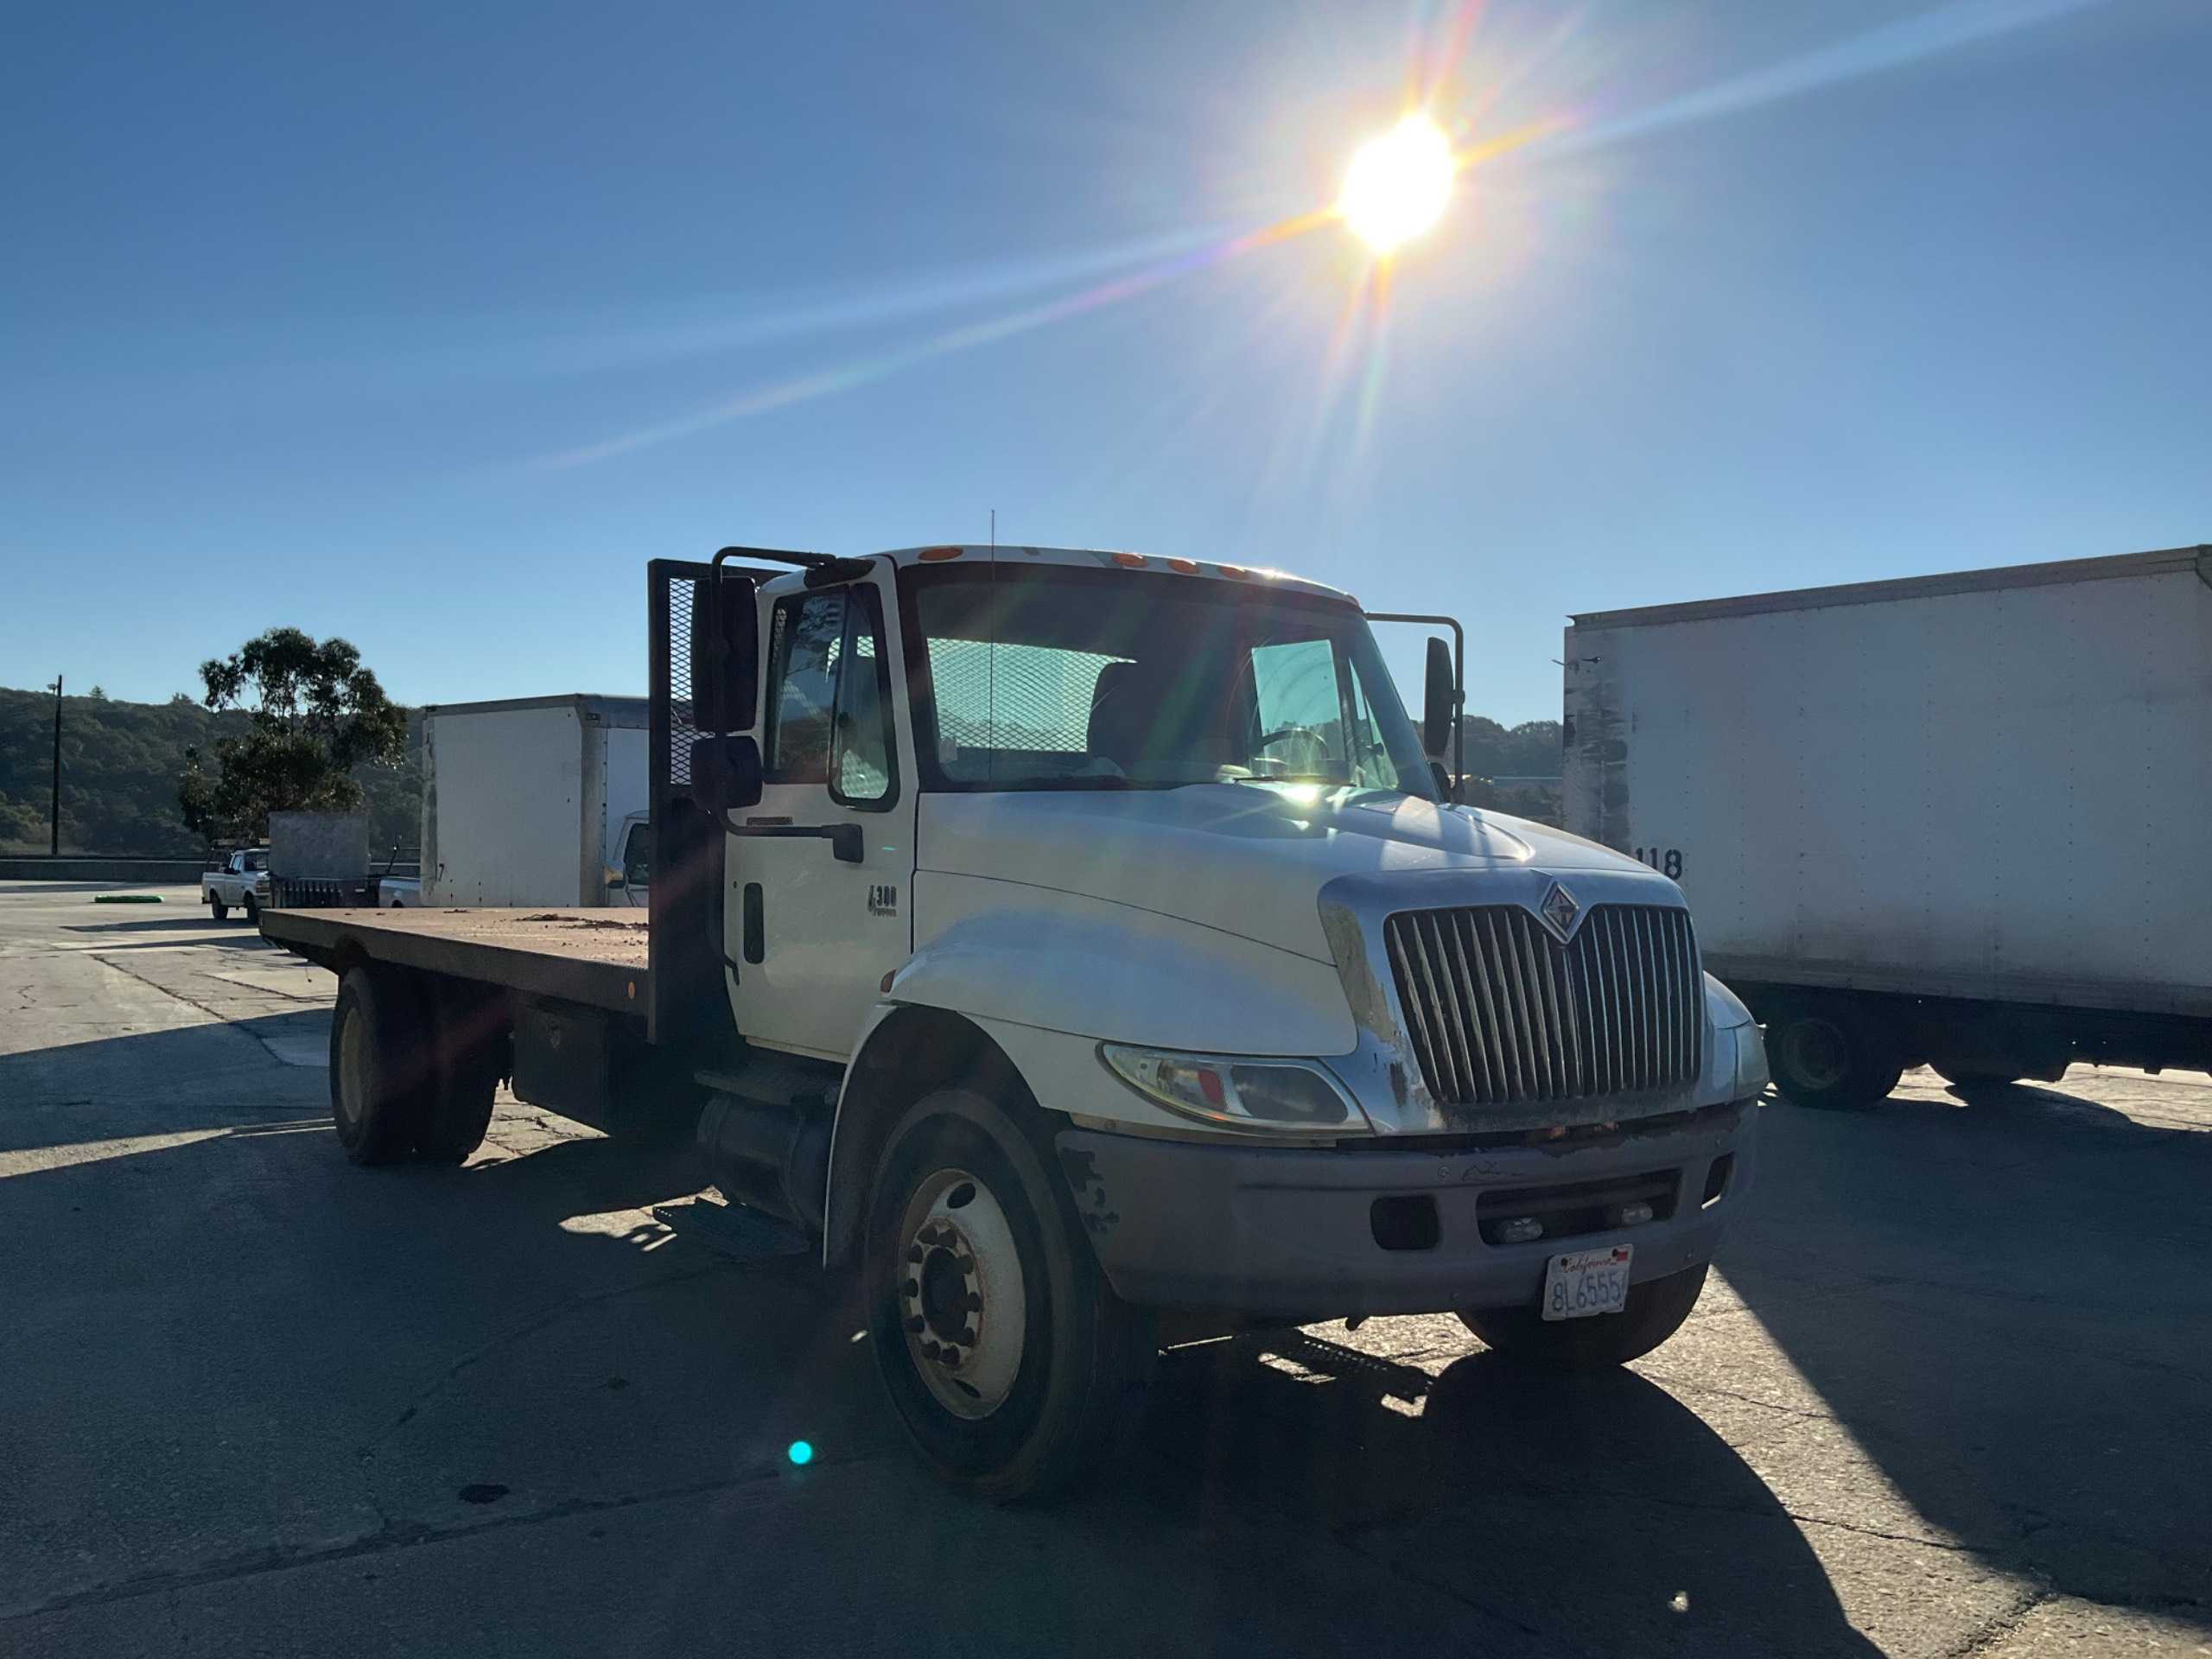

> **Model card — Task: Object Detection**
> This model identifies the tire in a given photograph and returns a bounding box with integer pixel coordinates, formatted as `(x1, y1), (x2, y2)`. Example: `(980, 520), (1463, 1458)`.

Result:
(208, 897), (228, 921)
(242, 894), (260, 925)
(328, 967), (436, 1166)
(1459, 1262), (1709, 1371)
(865, 1088), (1154, 1502)
(1766, 1007), (1904, 1110)
(412, 987), (502, 1164)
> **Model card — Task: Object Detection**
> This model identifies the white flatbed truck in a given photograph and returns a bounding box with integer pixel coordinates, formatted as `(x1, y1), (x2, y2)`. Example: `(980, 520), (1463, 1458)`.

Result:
(263, 543), (1767, 1497)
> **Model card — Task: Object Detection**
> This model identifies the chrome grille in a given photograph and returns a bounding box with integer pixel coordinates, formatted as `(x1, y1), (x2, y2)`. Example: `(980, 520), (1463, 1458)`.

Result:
(1383, 904), (1701, 1108)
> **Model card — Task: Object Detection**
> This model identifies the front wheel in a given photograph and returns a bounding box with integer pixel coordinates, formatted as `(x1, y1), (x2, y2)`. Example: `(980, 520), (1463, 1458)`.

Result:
(241, 893), (260, 925)
(865, 1089), (1154, 1502)
(1459, 1263), (1708, 1370)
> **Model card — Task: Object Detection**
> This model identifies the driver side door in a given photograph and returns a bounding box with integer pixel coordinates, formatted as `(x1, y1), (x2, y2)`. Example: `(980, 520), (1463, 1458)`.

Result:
(725, 573), (914, 1060)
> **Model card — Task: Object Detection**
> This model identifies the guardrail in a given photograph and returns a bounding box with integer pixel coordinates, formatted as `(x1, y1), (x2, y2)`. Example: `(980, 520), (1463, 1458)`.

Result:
(0, 857), (207, 882)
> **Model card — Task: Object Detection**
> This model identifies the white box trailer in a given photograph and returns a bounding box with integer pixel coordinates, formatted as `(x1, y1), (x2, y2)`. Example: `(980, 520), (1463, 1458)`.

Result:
(421, 695), (650, 907)
(1563, 545), (2212, 1106)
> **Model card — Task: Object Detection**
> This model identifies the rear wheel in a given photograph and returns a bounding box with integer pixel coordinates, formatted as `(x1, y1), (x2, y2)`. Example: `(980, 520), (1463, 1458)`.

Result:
(1767, 1006), (1903, 1110)
(328, 967), (435, 1166)
(1459, 1263), (1708, 1370)
(412, 987), (502, 1164)
(865, 1088), (1154, 1501)
(208, 896), (228, 921)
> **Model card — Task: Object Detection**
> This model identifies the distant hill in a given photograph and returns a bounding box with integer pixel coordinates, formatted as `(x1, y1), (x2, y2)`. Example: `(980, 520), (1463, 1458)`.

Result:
(1, 686), (1560, 855)
(0, 685), (423, 856)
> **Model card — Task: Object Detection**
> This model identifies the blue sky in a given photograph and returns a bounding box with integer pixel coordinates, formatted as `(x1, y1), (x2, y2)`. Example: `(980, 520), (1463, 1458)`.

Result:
(4, 0), (2204, 724)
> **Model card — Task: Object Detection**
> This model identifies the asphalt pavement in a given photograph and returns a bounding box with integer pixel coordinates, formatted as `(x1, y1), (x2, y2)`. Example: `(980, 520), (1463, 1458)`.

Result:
(2, 880), (2206, 1656)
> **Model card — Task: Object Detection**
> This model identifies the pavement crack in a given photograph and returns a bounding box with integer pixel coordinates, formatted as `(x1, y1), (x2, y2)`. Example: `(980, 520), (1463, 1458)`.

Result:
(87, 952), (307, 1067)
(1934, 1586), (2051, 1658)
(1652, 1376), (1834, 1422)
(359, 1260), (737, 1457)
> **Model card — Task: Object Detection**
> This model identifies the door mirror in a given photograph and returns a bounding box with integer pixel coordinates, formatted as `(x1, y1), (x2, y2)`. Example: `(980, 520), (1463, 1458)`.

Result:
(1421, 635), (1456, 759)
(690, 734), (763, 817)
(691, 575), (759, 733)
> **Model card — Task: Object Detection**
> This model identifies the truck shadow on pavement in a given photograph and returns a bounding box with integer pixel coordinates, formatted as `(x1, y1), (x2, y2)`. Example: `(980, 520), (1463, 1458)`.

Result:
(0, 1011), (333, 1149)
(1137, 1332), (1881, 1657)
(16, 1015), (2198, 1651)
(1, 1055), (1883, 1656)
(1719, 1093), (2212, 1630)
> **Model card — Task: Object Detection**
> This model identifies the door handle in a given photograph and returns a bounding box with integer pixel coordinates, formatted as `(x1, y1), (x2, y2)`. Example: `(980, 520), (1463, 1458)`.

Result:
(720, 813), (863, 864)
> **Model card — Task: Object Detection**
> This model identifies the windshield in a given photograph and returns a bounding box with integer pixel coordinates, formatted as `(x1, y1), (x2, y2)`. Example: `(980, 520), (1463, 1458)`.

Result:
(906, 565), (1436, 798)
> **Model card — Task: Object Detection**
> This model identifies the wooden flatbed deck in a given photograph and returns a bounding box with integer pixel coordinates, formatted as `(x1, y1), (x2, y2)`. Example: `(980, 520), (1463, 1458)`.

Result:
(259, 906), (650, 1014)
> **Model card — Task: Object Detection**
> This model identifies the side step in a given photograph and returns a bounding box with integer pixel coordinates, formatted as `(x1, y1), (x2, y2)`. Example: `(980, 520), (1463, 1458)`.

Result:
(652, 1198), (810, 1263)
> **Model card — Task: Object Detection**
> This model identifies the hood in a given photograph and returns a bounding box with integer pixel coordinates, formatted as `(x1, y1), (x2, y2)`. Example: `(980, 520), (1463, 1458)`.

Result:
(917, 784), (1659, 962)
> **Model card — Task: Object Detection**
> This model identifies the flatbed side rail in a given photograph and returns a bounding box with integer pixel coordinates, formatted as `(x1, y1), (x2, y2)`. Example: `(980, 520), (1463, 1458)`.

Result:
(258, 908), (647, 1016)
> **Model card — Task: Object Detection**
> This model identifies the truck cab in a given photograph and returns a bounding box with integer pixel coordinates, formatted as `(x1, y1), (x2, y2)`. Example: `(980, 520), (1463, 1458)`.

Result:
(671, 546), (1766, 1492)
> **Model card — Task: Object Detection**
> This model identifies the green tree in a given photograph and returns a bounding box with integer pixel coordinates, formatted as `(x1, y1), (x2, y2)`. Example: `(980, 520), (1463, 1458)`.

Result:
(178, 629), (407, 842)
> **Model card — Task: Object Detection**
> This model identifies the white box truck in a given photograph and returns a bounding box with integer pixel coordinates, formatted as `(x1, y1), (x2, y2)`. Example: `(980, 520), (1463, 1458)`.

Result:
(264, 543), (1768, 1500)
(1563, 545), (2212, 1108)
(420, 695), (651, 907)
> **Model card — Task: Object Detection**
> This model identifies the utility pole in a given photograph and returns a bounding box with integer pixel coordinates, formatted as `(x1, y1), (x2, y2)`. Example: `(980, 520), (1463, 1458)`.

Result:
(48, 675), (62, 856)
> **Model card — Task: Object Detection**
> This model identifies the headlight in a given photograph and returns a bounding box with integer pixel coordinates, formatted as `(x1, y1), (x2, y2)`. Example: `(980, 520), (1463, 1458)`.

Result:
(1098, 1044), (1367, 1133)
(1733, 1024), (1771, 1100)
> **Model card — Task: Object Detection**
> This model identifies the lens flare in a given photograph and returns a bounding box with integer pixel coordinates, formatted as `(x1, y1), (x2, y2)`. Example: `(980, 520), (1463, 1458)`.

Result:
(1339, 113), (1456, 254)
(786, 1440), (814, 1465)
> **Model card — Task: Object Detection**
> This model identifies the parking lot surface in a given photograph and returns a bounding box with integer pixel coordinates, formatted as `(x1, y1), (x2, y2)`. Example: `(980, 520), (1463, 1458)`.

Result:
(3, 880), (2207, 1656)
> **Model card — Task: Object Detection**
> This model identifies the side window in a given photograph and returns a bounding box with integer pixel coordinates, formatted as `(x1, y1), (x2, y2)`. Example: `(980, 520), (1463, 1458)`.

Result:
(620, 822), (651, 887)
(765, 592), (845, 784)
(763, 587), (897, 805)
(834, 605), (893, 804)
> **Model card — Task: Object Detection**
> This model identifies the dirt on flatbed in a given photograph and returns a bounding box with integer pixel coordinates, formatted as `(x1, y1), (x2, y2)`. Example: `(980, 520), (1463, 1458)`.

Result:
(260, 906), (650, 979)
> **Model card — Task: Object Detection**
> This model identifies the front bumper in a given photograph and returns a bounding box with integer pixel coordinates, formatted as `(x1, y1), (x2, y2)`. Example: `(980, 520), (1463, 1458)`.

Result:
(1057, 1101), (1756, 1319)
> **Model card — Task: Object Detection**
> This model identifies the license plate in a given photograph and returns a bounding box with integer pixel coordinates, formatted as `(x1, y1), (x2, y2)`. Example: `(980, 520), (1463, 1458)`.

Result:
(1541, 1245), (1632, 1321)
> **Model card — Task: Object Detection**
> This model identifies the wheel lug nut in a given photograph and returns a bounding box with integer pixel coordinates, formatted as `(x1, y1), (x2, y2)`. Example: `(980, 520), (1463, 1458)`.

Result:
(955, 1256), (976, 1274)
(922, 1341), (941, 1360)
(906, 1246), (924, 1264)
(900, 1278), (918, 1297)
(963, 1293), (982, 1312)
(904, 1316), (925, 1333)
(958, 1326), (978, 1345)
(941, 1349), (962, 1370)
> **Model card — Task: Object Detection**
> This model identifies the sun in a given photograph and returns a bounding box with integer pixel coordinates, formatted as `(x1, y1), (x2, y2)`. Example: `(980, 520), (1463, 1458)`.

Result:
(1339, 112), (1456, 255)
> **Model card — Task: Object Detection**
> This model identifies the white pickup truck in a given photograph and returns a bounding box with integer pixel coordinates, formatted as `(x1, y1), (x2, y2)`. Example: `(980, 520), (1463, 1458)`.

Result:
(264, 543), (1767, 1499)
(201, 849), (270, 921)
